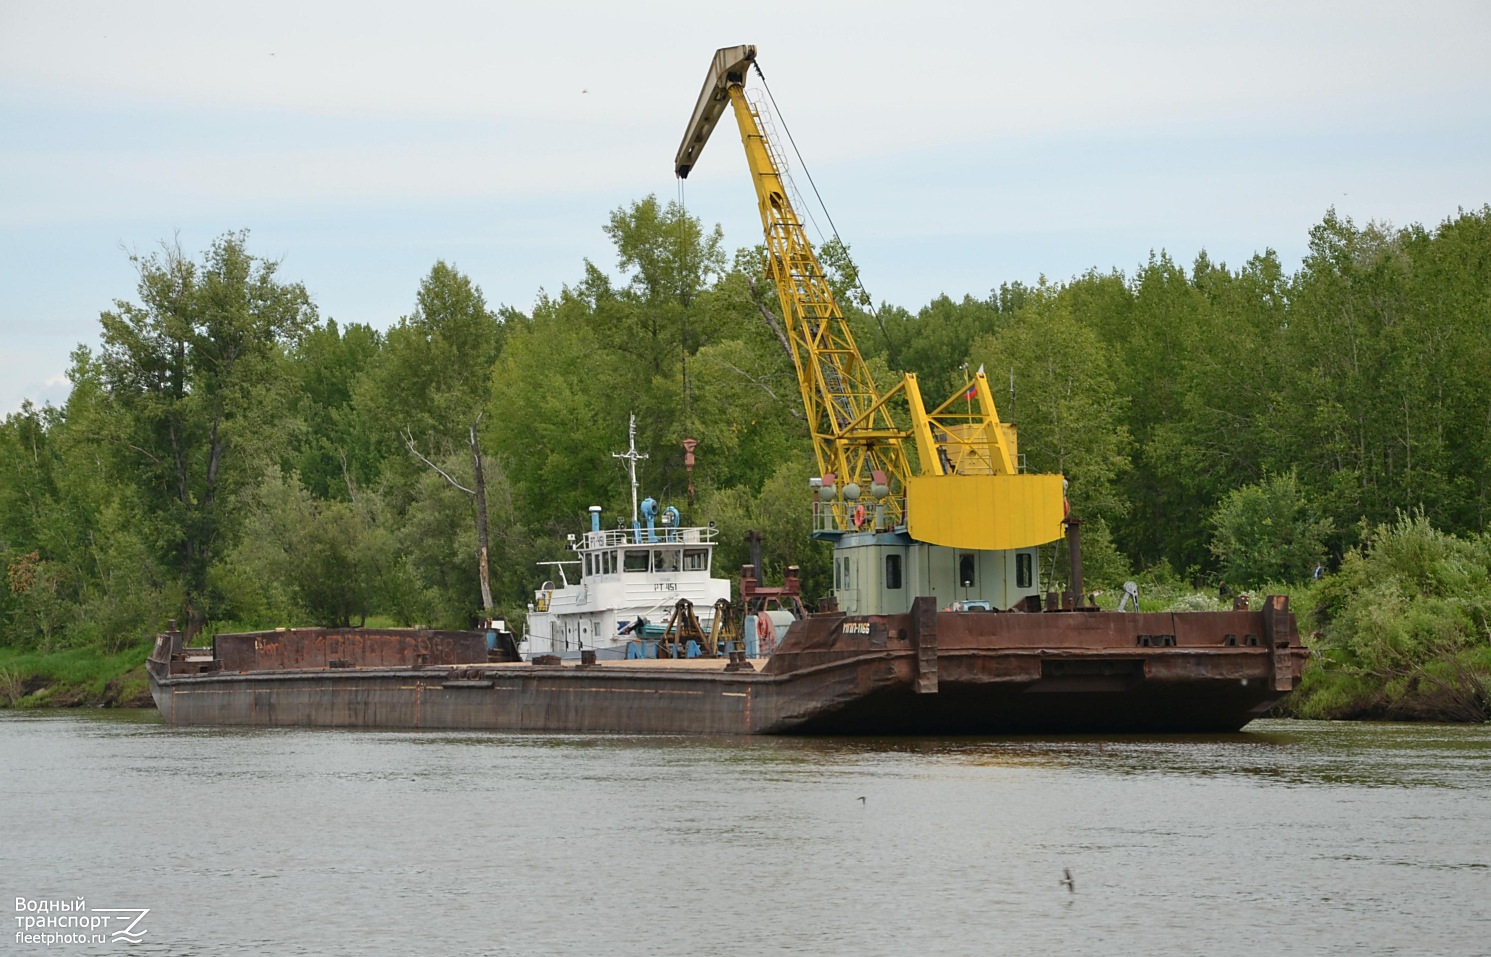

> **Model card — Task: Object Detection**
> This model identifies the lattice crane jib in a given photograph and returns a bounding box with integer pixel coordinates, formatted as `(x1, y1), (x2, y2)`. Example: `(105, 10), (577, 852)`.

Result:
(676, 46), (1066, 550)
(676, 45), (907, 531)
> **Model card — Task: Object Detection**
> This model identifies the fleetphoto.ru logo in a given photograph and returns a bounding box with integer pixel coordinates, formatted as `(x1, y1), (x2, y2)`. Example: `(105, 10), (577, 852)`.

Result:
(15, 898), (149, 947)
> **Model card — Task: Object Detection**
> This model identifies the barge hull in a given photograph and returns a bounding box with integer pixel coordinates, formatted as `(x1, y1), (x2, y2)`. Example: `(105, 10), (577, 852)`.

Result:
(148, 656), (1285, 734)
(148, 597), (1307, 734)
(151, 667), (756, 734)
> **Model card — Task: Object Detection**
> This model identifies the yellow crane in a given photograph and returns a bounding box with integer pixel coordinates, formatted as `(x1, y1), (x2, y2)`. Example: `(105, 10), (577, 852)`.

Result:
(676, 45), (1067, 611)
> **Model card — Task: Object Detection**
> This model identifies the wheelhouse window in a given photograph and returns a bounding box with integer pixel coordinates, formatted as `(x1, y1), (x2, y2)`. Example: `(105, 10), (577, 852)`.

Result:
(885, 554), (903, 590)
(959, 553), (976, 588)
(654, 549), (681, 573)
(683, 548), (708, 572)
(623, 550), (650, 573)
(1016, 552), (1033, 588)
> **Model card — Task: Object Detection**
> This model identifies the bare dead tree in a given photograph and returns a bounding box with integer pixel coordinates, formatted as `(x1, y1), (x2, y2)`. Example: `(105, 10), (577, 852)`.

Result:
(403, 413), (493, 615)
(747, 275), (794, 363)
(469, 416), (493, 616)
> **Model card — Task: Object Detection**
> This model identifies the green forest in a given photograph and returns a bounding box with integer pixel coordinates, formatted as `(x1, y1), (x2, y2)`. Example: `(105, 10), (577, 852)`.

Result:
(3, 199), (1490, 719)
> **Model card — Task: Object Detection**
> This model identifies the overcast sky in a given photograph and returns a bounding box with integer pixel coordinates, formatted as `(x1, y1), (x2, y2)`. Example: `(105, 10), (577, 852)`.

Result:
(2, 0), (1488, 414)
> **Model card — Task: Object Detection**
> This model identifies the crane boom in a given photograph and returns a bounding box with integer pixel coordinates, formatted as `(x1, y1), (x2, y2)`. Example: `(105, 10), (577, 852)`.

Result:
(677, 45), (1066, 552)
(674, 45), (755, 180)
(677, 44), (911, 530)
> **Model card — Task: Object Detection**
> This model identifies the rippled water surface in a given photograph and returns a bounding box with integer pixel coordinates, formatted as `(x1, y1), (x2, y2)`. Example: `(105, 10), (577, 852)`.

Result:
(3, 712), (1488, 956)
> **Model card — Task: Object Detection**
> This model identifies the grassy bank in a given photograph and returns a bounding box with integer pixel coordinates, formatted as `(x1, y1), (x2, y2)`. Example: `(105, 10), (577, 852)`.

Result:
(0, 615), (411, 711)
(0, 640), (154, 709)
(1284, 645), (1491, 721)
(1271, 514), (1490, 722)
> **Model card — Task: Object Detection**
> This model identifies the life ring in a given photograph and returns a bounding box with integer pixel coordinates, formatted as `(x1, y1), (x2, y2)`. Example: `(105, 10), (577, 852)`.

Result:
(756, 612), (773, 641)
(853, 504), (867, 528)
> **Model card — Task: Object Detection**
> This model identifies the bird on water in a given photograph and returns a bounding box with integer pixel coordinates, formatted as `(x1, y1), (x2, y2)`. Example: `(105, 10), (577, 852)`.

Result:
(1060, 868), (1075, 893)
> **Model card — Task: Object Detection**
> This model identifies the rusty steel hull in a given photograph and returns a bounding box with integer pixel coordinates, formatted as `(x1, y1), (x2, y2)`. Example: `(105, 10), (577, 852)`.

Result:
(148, 599), (1308, 734)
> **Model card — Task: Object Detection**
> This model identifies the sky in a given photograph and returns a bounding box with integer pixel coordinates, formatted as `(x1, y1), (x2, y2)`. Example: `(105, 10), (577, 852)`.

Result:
(1, 0), (1488, 414)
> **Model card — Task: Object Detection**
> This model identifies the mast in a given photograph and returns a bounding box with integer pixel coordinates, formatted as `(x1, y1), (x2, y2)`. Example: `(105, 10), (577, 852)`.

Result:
(612, 413), (648, 528)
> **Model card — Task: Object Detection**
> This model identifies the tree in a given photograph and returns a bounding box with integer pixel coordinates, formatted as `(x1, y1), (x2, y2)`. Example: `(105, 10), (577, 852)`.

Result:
(87, 232), (315, 635)
(354, 261), (508, 485)
(1209, 471), (1332, 587)
(0, 389), (181, 651)
(1278, 207), (1491, 547)
(216, 468), (412, 628)
(287, 319), (384, 500)
(598, 195), (728, 370)
(403, 414), (497, 614)
(1128, 251), (1291, 571)
(876, 293), (1004, 399)
(484, 307), (626, 532)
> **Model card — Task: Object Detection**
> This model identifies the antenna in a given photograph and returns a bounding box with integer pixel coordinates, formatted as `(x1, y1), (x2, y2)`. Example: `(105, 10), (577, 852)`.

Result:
(612, 413), (649, 527)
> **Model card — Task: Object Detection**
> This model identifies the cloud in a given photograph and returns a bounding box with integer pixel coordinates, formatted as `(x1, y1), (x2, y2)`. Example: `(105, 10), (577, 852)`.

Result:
(4, 2), (1487, 145)
(0, 128), (662, 227)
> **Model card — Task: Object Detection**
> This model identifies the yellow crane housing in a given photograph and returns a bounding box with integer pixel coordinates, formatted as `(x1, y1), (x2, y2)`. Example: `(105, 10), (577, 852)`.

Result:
(676, 45), (1067, 611)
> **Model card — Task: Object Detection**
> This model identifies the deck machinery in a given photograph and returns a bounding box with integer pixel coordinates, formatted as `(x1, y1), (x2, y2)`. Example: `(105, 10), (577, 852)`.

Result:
(676, 44), (1067, 615)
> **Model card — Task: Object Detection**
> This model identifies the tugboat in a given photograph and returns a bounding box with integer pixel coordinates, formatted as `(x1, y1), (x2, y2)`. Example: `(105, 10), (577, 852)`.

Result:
(521, 415), (732, 660)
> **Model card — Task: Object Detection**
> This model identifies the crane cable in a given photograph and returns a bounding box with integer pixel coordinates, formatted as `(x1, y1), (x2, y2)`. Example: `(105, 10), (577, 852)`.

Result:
(751, 61), (900, 369)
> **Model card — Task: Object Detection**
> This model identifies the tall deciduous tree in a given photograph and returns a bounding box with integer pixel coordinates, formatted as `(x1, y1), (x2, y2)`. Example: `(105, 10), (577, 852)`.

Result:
(288, 319), (384, 500)
(969, 282), (1132, 521)
(87, 232), (315, 635)
(355, 261), (508, 479)
(598, 195), (727, 367)
(1279, 208), (1491, 546)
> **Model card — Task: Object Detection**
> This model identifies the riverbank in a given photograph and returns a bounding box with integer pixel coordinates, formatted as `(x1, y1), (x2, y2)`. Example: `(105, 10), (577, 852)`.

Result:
(1280, 647), (1491, 723)
(0, 642), (153, 709)
(1276, 514), (1491, 723)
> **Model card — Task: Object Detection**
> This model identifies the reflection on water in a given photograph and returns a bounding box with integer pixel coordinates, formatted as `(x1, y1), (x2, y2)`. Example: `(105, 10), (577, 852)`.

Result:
(2, 713), (1488, 956)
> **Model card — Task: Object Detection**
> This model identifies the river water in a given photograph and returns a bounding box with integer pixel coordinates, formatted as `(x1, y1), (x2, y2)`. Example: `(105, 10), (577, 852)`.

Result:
(2, 712), (1487, 956)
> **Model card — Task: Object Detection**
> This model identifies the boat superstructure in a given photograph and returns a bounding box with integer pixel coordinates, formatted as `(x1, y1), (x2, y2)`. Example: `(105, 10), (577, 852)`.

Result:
(520, 415), (731, 659)
(522, 520), (730, 659)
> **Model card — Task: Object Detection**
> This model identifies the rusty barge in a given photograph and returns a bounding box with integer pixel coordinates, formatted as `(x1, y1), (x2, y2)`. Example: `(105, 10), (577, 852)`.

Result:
(147, 588), (1306, 734)
(146, 45), (1313, 734)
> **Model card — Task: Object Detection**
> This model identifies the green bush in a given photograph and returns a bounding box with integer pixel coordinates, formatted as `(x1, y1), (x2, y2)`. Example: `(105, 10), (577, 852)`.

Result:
(1287, 512), (1491, 721)
(1209, 471), (1332, 588)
